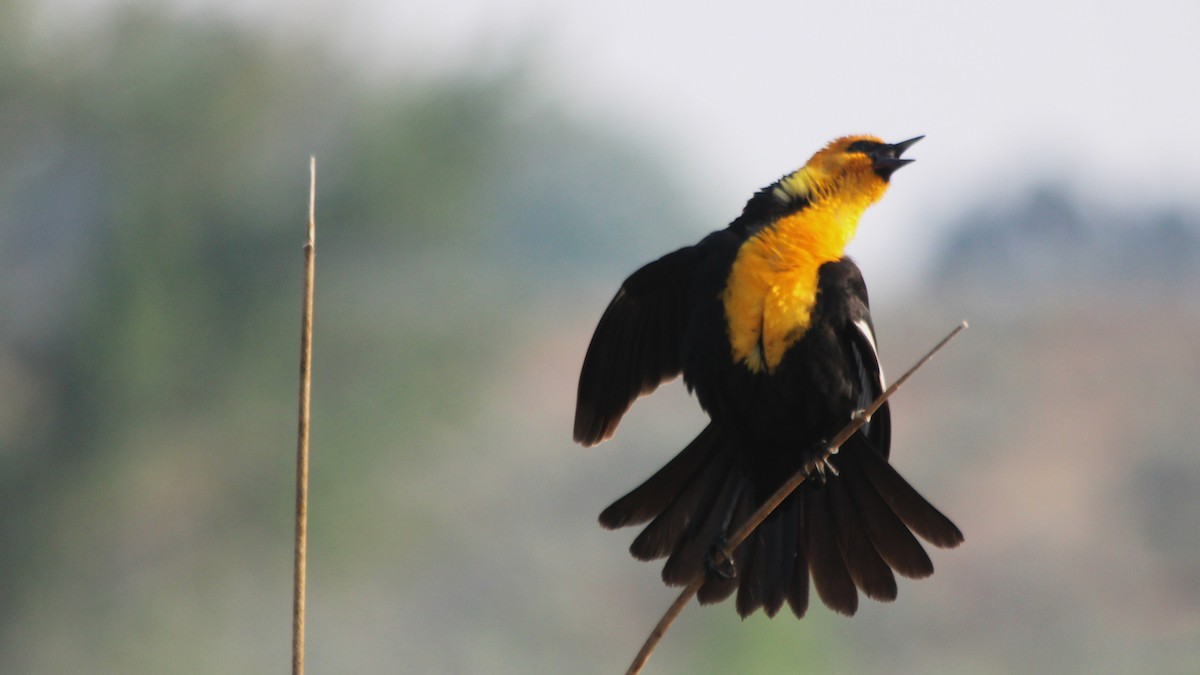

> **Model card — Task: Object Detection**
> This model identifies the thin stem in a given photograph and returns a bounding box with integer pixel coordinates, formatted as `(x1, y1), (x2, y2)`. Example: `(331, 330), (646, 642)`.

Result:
(624, 320), (967, 675)
(293, 157), (317, 675)
(625, 577), (705, 675)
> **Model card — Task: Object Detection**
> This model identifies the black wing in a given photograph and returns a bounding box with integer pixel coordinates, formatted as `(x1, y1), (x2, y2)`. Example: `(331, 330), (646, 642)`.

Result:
(845, 305), (892, 459)
(574, 245), (701, 446)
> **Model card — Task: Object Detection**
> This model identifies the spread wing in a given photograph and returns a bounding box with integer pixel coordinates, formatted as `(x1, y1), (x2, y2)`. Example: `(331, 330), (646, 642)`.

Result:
(574, 245), (701, 446)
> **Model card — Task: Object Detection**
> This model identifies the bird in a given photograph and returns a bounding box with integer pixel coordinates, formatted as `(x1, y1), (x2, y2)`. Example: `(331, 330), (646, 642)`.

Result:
(573, 135), (962, 619)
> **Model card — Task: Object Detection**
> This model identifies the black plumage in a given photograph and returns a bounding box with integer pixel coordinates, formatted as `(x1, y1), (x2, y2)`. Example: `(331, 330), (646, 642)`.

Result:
(574, 135), (962, 619)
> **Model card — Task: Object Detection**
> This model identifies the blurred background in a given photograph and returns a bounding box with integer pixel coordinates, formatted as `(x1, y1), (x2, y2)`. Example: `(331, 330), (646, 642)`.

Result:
(2, 0), (1199, 672)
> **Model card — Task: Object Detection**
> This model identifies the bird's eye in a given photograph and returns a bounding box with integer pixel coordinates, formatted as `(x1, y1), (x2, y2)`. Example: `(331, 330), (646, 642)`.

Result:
(845, 140), (879, 154)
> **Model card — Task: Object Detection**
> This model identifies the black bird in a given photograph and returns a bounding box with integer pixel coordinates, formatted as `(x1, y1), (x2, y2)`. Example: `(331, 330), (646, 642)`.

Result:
(574, 135), (962, 618)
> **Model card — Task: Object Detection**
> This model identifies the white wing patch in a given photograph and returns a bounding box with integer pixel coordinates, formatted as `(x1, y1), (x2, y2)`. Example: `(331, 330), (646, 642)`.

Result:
(852, 318), (885, 389)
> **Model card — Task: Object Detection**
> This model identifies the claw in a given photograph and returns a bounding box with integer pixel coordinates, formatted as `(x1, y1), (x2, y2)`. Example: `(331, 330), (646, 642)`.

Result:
(807, 443), (839, 483)
(705, 538), (737, 580)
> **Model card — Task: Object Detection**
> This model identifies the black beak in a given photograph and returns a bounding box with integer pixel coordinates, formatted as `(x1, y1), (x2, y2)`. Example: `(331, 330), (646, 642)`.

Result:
(872, 135), (924, 180)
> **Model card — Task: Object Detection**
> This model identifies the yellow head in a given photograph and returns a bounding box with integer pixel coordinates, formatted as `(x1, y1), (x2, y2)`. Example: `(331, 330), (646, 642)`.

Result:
(722, 135), (924, 372)
(773, 134), (923, 205)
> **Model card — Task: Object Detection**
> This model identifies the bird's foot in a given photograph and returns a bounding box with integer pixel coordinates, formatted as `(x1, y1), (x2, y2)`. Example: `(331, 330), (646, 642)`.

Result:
(807, 443), (839, 484)
(704, 537), (737, 581)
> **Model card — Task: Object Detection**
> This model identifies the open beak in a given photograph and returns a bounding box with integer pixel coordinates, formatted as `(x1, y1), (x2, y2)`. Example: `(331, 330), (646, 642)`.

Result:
(872, 135), (924, 179)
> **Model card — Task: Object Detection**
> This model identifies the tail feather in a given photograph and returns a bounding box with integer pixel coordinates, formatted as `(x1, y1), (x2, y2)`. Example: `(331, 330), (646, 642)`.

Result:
(840, 444), (934, 578)
(786, 493), (811, 618)
(660, 461), (742, 585)
(850, 436), (964, 549)
(697, 494), (751, 605)
(735, 527), (768, 617)
(804, 485), (859, 616)
(828, 473), (898, 602)
(629, 443), (733, 561)
(600, 424), (720, 529)
(762, 496), (797, 617)
(734, 495), (800, 618)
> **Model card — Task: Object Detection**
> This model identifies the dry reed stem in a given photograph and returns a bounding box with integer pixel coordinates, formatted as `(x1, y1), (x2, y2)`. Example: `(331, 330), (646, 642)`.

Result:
(293, 157), (317, 675)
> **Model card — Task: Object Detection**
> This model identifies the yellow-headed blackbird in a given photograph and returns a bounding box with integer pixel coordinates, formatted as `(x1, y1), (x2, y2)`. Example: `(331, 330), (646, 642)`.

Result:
(574, 135), (962, 618)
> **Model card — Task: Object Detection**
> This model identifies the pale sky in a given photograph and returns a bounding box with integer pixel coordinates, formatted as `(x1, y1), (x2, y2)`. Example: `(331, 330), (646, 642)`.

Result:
(37, 0), (1200, 294)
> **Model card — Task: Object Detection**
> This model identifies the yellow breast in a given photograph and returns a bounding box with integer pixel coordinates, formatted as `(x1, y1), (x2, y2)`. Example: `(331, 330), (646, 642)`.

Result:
(721, 197), (871, 373)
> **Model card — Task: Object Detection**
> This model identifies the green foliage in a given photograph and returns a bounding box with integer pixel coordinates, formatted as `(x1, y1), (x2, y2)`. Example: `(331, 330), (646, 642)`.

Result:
(0, 6), (695, 672)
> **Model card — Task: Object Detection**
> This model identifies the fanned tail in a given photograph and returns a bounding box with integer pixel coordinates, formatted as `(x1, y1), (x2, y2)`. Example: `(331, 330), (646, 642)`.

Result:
(601, 428), (962, 619)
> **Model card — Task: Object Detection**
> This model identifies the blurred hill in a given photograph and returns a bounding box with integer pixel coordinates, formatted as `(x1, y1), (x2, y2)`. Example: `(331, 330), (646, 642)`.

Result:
(933, 185), (1200, 298)
(2, 4), (1199, 674)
